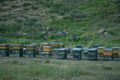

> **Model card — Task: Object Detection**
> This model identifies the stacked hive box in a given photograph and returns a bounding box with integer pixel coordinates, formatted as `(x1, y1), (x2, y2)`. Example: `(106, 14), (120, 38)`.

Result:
(11, 44), (23, 57)
(26, 44), (37, 57)
(103, 48), (113, 60)
(0, 44), (10, 57)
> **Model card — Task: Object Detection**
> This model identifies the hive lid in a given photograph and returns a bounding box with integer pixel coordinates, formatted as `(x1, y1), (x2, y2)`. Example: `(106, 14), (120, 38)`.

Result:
(82, 47), (89, 50)
(104, 48), (113, 51)
(43, 46), (52, 48)
(72, 48), (82, 51)
(87, 48), (97, 51)
(41, 42), (50, 45)
(112, 47), (120, 49)
(57, 48), (68, 51)
(0, 44), (9, 46)
(10, 44), (23, 46)
(26, 44), (36, 46)
(97, 46), (105, 48)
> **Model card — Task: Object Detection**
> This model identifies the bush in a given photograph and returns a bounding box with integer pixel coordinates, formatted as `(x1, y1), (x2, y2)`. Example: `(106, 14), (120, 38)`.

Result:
(0, 22), (20, 32)
(44, 56), (50, 63)
(23, 18), (38, 26)
(0, 37), (7, 43)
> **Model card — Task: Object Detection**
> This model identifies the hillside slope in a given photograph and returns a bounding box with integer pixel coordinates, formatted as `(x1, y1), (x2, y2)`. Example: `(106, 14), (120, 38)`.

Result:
(0, 0), (120, 46)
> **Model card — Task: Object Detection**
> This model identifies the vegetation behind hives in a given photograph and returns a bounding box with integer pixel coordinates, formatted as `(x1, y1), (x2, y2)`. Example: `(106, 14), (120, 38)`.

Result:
(0, 0), (120, 47)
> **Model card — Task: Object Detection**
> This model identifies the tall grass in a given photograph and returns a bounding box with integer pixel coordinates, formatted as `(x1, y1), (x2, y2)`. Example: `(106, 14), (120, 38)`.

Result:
(0, 57), (120, 80)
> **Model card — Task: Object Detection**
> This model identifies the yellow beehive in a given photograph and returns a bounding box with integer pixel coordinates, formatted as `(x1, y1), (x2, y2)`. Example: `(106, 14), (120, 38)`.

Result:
(43, 46), (52, 52)
(50, 43), (59, 47)
(41, 43), (49, 47)
(0, 46), (7, 49)
(11, 44), (23, 49)
(98, 47), (105, 53)
(103, 49), (113, 56)
(13, 46), (22, 49)
(59, 43), (65, 48)
(118, 50), (120, 56)
(26, 46), (35, 50)
(0, 44), (9, 49)
(59, 43), (64, 46)
(112, 47), (119, 54)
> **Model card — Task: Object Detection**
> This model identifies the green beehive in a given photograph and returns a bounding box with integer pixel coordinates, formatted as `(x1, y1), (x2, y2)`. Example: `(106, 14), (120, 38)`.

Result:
(86, 48), (97, 60)
(71, 48), (82, 60)
(30, 43), (40, 55)
(0, 44), (10, 57)
(56, 48), (68, 59)
(36, 45), (40, 55)
(41, 46), (52, 58)
(11, 44), (23, 57)
(26, 44), (37, 57)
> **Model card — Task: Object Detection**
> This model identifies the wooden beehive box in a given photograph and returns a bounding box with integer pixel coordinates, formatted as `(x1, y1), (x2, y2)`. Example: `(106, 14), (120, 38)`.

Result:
(103, 48), (113, 56)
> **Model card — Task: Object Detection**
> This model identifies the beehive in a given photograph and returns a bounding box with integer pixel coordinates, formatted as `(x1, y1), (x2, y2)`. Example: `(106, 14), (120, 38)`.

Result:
(26, 46), (35, 50)
(0, 46), (7, 49)
(12, 44), (23, 49)
(59, 43), (65, 48)
(50, 42), (59, 48)
(43, 46), (52, 52)
(103, 48), (113, 56)
(41, 43), (49, 47)
(112, 47), (119, 54)
(118, 49), (120, 56)
(0, 44), (9, 49)
(98, 47), (105, 53)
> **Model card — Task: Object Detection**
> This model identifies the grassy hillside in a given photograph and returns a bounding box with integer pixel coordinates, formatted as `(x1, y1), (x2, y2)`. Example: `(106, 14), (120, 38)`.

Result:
(0, 0), (120, 47)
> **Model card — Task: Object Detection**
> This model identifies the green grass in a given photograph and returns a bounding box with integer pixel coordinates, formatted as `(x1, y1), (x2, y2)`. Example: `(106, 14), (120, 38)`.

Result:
(0, 0), (120, 46)
(0, 57), (120, 80)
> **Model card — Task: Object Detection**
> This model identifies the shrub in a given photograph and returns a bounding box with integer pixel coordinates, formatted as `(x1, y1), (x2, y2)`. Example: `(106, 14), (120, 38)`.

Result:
(0, 37), (7, 43)
(44, 56), (50, 63)
(23, 18), (38, 26)
(0, 22), (20, 32)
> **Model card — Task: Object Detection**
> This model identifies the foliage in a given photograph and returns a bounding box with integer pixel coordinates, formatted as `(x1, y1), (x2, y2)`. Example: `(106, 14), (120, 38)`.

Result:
(44, 56), (50, 63)
(0, 0), (120, 46)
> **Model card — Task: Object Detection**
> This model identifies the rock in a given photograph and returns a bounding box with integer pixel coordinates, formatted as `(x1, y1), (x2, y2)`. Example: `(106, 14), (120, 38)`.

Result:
(98, 28), (106, 35)
(42, 31), (46, 34)
(103, 32), (111, 37)
(56, 30), (67, 36)
(17, 31), (27, 36)
(46, 26), (52, 32)
(98, 28), (111, 38)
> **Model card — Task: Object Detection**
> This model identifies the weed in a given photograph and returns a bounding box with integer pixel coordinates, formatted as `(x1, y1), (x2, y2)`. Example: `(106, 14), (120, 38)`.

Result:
(44, 56), (50, 63)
